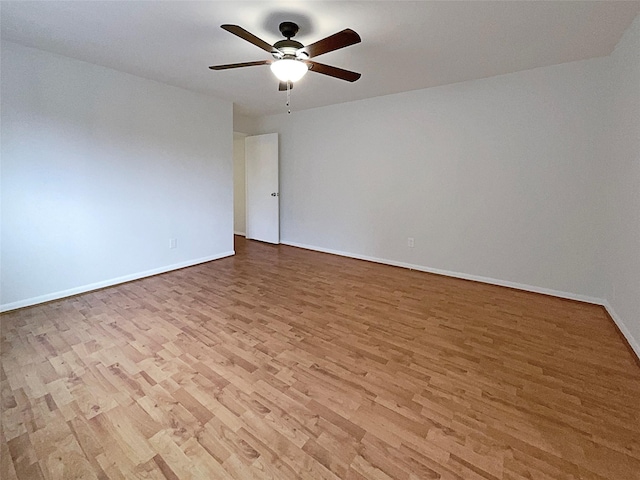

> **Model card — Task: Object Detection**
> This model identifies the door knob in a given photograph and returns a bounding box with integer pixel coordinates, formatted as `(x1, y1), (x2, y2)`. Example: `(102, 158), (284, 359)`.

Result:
(271, 192), (279, 197)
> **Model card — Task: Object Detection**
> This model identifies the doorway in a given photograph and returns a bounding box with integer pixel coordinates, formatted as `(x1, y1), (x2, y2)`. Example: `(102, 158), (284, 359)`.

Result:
(233, 132), (247, 236)
(233, 132), (280, 244)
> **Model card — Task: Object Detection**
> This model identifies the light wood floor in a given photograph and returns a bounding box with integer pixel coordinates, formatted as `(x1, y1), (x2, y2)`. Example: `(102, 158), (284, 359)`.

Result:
(2, 237), (639, 480)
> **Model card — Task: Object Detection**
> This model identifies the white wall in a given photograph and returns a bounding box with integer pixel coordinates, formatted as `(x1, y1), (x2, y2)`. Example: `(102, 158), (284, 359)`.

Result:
(233, 112), (259, 136)
(256, 57), (609, 301)
(602, 16), (640, 356)
(233, 132), (247, 235)
(1, 42), (234, 310)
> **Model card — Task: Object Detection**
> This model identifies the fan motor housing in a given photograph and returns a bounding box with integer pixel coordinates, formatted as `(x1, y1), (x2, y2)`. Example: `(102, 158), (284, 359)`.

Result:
(273, 39), (306, 59)
(274, 39), (304, 51)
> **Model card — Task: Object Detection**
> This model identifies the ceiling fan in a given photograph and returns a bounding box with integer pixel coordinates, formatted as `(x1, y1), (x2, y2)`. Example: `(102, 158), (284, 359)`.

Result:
(209, 22), (361, 91)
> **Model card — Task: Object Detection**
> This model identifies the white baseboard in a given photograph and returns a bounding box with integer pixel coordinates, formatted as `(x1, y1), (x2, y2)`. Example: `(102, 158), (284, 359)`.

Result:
(234, 231), (246, 236)
(282, 240), (604, 305)
(283, 240), (640, 361)
(0, 251), (235, 313)
(602, 301), (640, 361)
(4, 240), (639, 363)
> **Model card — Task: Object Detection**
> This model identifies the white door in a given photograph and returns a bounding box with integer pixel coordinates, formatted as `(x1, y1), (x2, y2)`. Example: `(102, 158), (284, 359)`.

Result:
(245, 133), (279, 244)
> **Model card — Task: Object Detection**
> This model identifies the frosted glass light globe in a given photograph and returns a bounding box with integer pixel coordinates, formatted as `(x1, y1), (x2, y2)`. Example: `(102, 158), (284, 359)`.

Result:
(270, 59), (308, 82)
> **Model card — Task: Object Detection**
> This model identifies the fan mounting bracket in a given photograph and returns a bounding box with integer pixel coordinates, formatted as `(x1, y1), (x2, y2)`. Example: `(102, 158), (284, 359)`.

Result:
(279, 21), (299, 39)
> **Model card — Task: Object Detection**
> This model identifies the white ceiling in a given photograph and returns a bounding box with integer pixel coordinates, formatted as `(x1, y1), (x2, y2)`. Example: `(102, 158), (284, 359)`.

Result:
(2, 1), (639, 117)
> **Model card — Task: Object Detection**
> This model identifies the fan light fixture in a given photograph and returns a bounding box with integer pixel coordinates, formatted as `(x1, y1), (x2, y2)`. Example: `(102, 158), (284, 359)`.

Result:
(270, 59), (308, 83)
(210, 22), (362, 94)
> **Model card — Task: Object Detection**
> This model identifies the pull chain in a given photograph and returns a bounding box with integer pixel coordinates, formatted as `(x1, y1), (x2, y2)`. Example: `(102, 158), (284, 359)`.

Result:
(286, 81), (291, 114)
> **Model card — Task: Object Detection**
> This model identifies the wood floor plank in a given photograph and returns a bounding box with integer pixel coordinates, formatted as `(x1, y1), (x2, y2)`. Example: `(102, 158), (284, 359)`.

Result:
(1, 236), (639, 479)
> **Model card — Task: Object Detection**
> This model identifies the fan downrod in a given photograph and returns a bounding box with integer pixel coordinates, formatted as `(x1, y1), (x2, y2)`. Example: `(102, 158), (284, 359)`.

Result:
(279, 22), (299, 39)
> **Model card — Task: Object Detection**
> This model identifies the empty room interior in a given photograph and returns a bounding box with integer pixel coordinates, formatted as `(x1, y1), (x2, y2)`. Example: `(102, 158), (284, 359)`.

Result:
(1, 1), (640, 479)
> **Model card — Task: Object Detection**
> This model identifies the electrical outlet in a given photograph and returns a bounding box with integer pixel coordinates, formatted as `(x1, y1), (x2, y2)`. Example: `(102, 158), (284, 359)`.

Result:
(169, 238), (177, 249)
(408, 237), (414, 248)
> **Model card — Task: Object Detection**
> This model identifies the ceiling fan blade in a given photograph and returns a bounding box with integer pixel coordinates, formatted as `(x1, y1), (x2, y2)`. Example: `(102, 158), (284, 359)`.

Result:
(278, 81), (293, 91)
(209, 60), (271, 70)
(299, 29), (361, 58)
(305, 61), (361, 82)
(221, 24), (279, 54)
